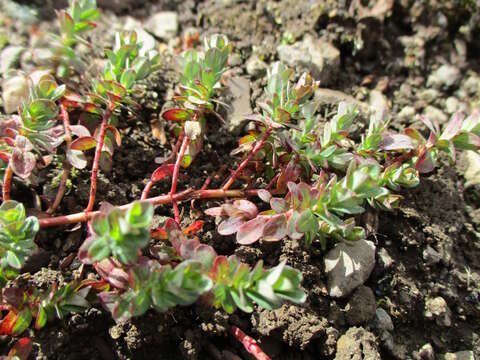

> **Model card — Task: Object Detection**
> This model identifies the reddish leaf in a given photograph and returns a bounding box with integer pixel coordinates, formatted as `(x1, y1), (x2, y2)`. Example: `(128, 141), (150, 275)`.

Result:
(162, 108), (192, 122)
(0, 311), (18, 335)
(257, 189), (272, 203)
(182, 220), (205, 236)
(236, 217), (268, 245)
(262, 214), (288, 241)
(66, 148), (87, 169)
(151, 164), (175, 182)
(70, 136), (96, 151)
(94, 258), (129, 289)
(62, 90), (84, 108)
(151, 227), (168, 240)
(7, 337), (32, 360)
(233, 199), (258, 219)
(70, 125), (91, 138)
(415, 148), (435, 174)
(106, 125), (122, 146)
(405, 128), (424, 142)
(210, 255), (228, 278)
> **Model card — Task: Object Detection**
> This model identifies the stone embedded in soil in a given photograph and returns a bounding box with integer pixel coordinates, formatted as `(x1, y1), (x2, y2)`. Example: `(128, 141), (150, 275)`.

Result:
(373, 308), (394, 332)
(443, 351), (475, 360)
(427, 64), (461, 89)
(377, 247), (394, 270)
(416, 343), (435, 360)
(423, 245), (442, 266)
(246, 53), (267, 78)
(335, 327), (381, 360)
(423, 105), (448, 125)
(345, 286), (376, 326)
(252, 304), (328, 349)
(369, 90), (389, 122)
(144, 12), (179, 40)
(314, 88), (369, 114)
(1, 72), (28, 114)
(224, 76), (252, 135)
(424, 296), (452, 327)
(324, 239), (376, 298)
(277, 35), (340, 85)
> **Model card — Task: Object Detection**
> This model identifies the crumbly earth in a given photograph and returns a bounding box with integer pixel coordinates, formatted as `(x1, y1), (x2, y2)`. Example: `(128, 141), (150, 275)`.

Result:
(1, 0), (480, 359)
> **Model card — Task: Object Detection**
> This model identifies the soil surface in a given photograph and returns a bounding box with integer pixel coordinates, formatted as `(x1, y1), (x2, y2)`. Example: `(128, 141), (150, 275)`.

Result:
(1, 0), (480, 359)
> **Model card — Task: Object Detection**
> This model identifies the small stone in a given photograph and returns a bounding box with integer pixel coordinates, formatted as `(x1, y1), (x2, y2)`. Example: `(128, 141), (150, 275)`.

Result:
(423, 245), (442, 266)
(277, 35), (340, 85)
(418, 89), (440, 104)
(246, 54), (267, 78)
(445, 97), (459, 114)
(418, 343), (435, 360)
(424, 105), (448, 124)
(397, 106), (416, 122)
(373, 308), (394, 332)
(0, 45), (24, 74)
(229, 53), (242, 67)
(109, 324), (123, 339)
(324, 239), (376, 298)
(345, 286), (376, 325)
(377, 247), (394, 270)
(335, 327), (381, 360)
(144, 12), (178, 40)
(443, 351), (475, 360)
(224, 76), (252, 134)
(315, 88), (369, 113)
(427, 64), (461, 89)
(463, 150), (480, 187)
(424, 296), (452, 327)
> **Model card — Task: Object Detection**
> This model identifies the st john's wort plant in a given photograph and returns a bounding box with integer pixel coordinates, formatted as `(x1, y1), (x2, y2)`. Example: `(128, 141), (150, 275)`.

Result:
(78, 202), (306, 322)
(160, 34), (232, 168)
(0, 201), (38, 282)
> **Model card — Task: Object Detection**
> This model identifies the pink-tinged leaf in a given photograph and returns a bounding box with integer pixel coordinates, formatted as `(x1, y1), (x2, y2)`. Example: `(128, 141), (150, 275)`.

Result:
(257, 189), (272, 203)
(218, 216), (246, 235)
(0, 152), (10, 162)
(70, 125), (91, 138)
(67, 148), (87, 169)
(62, 90), (84, 108)
(447, 140), (456, 164)
(236, 217), (268, 245)
(233, 199), (258, 218)
(380, 134), (414, 151)
(415, 148), (435, 174)
(106, 125), (122, 146)
(0, 311), (18, 335)
(270, 198), (288, 213)
(11, 149), (35, 179)
(405, 128), (424, 142)
(70, 136), (96, 151)
(8, 337), (33, 360)
(179, 238), (200, 260)
(440, 112), (464, 141)
(204, 207), (223, 217)
(210, 255), (228, 278)
(420, 115), (439, 135)
(162, 108), (192, 122)
(14, 136), (33, 151)
(262, 214), (288, 241)
(194, 244), (217, 267)
(426, 132), (437, 147)
(94, 258), (129, 289)
(151, 164), (175, 182)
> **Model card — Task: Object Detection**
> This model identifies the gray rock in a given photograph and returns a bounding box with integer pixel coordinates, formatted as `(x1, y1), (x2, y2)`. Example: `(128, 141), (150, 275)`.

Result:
(335, 327), (381, 360)
(277, 35), (340, 85)
(427, 64), (461, 89)
(324, 239), (376, 298)
(225, 77), (252, 135)
(144, 12), (178, 40)
(315, 88), (369, 113)
(424, 296), (452, 327)
(445, 97), (459, 114)
(418, 89), (440, 104)
(424, 105), (448, 124)
(0, 46), (24, 74)
(443, 351), (475, 360)
(345, 286), (376, 325)
(418, 343), (435, 360)
(374, 308), (394, 332)
(397, 106), (416, 122)
(423, 245), (442, 266)
(246, 54), (267, 78)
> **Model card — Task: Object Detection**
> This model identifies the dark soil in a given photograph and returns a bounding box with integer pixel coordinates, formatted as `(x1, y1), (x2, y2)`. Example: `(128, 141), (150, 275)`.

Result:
(1, 0), (480, 359)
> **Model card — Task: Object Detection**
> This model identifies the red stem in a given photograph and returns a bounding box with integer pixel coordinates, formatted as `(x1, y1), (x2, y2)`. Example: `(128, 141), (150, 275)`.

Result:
(2, 164), (13, 202)
(170, 136), (191, 223)
(230, 325), (270, 360)
(222, 128), (272, 190)
(85, 106), (113, 212)
(38, 188), (260, 228)
(48, 104), (72, 214)
(141, 180), (153, 200)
